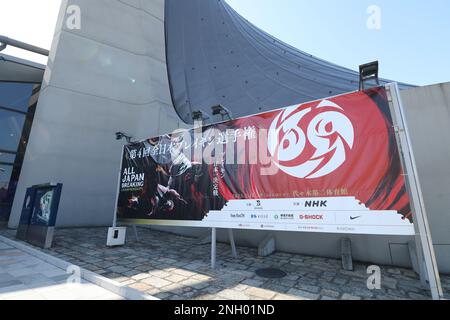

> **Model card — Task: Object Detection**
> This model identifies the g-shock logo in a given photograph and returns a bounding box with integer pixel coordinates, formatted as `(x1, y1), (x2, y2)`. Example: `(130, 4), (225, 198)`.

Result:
(268, 100), (354, 179)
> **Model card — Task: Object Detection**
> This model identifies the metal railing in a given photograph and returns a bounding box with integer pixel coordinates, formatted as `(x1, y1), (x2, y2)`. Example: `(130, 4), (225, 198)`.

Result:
(0, 35), (49, 56)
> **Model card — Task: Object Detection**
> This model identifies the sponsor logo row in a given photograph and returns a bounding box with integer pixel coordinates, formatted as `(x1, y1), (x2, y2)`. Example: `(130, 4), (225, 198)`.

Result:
(230, 213), (325, 221)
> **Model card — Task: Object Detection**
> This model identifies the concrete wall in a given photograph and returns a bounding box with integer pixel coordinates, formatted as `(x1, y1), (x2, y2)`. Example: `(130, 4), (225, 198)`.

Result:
(8, 0), (183, 228)
(150, 225), (415, 268)
(400, 82), (450, 273)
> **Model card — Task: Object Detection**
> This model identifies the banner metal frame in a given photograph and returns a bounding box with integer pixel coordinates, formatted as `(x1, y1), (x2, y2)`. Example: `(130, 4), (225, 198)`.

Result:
(110, 84), (444, 299)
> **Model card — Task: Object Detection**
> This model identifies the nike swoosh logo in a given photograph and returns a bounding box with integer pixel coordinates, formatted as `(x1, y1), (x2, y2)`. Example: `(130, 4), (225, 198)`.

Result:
(350, 216), (362, 220)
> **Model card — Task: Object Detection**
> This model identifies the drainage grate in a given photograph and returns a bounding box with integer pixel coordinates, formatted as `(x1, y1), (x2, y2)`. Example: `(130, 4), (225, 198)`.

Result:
(255, 268), (287, 279)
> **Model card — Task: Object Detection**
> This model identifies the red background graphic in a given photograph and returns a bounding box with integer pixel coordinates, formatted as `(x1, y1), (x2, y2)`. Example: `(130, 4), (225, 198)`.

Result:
(215, 87), (412, 221)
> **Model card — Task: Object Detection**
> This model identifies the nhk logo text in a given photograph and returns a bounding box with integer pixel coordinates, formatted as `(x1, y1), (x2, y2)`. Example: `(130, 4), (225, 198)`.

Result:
(304, 200), (327, 208)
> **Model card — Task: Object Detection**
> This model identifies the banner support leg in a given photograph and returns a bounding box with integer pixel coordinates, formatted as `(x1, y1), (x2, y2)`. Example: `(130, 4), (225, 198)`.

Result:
(112, 145), (125, 229)
(132, 225), (139, 242)
(211, 228), (217, 269)
(228, 229), (238, 258)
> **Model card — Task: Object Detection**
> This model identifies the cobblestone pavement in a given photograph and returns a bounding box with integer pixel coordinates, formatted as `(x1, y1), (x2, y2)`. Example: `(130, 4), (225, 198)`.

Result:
(0, 238), (123, 300)
(1, 227), (449, 300)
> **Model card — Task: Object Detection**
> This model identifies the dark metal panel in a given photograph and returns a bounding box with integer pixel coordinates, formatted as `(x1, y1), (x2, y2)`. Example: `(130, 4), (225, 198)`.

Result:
(165, 0), (414, 124)
(0, 54), (44, 83)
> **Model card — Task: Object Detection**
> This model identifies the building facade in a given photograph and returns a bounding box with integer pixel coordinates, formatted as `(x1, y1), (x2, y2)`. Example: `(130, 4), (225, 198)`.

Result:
(3, 0), (450, 273)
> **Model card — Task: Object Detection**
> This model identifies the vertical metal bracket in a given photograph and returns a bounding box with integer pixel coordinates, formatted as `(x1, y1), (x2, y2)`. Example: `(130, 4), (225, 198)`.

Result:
(211, 227), (217, 269)
(132, 225), (139, 242)
(341, 238), (354, 271)
(228, 229), (238, 258)
(112, 145), (125, 228)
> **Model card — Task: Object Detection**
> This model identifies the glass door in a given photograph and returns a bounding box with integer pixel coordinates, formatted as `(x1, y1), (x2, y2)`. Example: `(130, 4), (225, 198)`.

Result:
(0, 82), (40, 222)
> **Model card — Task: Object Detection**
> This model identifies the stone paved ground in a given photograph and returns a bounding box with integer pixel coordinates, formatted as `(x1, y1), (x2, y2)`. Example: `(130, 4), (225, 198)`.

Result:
(1, 227), (449, 300)
(0, 238), (123, 300)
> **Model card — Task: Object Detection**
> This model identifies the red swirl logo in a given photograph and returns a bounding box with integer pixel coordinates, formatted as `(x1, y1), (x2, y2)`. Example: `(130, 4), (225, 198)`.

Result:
(268, 100), (354, 179)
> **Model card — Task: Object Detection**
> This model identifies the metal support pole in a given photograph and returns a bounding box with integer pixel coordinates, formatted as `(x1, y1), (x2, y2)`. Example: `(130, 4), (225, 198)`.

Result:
(211, 228), (217, 269)
(132, 225), (139, 242)
(387, 83), (444, 300)
(112, 146), (125, 228)
(0, 35), (49, 56)
(228, 229), (238, 258)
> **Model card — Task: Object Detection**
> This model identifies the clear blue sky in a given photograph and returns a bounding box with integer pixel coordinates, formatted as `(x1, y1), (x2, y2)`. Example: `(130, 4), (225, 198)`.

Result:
(227, 0), (450, 86)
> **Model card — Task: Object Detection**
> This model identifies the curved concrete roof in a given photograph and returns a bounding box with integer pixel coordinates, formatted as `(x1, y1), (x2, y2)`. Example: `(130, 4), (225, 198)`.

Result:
(165, 0), (413, 124)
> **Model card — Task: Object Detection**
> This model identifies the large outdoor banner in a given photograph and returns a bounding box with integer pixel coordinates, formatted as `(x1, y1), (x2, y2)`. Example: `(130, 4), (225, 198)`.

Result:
(116, 86), (414, 235)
